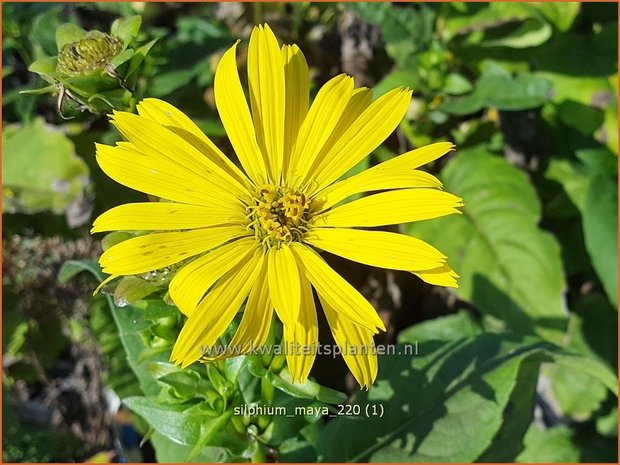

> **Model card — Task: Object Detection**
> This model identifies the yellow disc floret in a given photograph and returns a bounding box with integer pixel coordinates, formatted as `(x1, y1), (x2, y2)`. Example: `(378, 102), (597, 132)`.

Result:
(248, 184), (310, 246)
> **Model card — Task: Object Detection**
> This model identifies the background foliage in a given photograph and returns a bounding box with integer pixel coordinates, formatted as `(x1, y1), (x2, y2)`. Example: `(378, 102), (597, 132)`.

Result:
(2, 2), (618, 463)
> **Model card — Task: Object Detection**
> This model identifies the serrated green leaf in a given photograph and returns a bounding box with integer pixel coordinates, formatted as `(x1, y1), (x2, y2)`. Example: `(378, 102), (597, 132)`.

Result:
(319, 332), (616, 462)
(406, 147), (568, 343)
(318, 334), (553, 462)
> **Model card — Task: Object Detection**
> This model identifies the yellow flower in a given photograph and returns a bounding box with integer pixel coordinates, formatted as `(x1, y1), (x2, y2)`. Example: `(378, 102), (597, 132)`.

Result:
(92, 24), (463, 388)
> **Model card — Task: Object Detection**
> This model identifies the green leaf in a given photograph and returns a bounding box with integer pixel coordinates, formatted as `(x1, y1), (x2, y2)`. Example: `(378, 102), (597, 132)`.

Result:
(349, 3), (435, 68)
(28, 57), (58, 77)
(265, 368), (347, 405)
(547, 360), (608, 420)
(19, 84), (57, 96)
(58, 74), (119, 98)
(126, 38), (157, 79)
(545, 158), (590, 211)
(582, 173), (618, 307)
(533, 23), (617, 77)
(534, 2), (580, 32)
(109, 48), (135, 69)
(124, 397), (203, 445)
(101, 231), (133, 251)
(373, 70), (418, 99)
(113, 276), (161, 307)
(597, 406), (618, 437)
(30, 9), (63, 56)
(440, 67), (552, 114)
(481, 18), (552, 49)
(157, 371), (203, 399)
(318, 334), (553, 462)
(545, 292), (617, 420)
(55, 23), (87, 50)
(319, 333), (617, 462)
(406, 147), (568, 343)
(58, 259), (103, 284)
(187, 412), (233, 460)
(150, 69), (198, 97)
(443, 73), (473, 95)
(516, 425), (580, 462)
(478, 354), (543, 461)
(442, 3), (535, 40)
(2, 118), (90, 216)
(150, 431), (229, 463)
(397, 310), (482, 343)
(557, 100), (605, 136)
(110, 15), (142, 48)
(552, 351), (617, 397)
(109, 300), (168, 396)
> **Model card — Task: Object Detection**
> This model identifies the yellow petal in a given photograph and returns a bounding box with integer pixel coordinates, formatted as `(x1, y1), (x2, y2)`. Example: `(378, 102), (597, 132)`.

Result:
(110, 111), (247, 200)
(91, 202), (245, 233)
(248, 24), (285, 182)
(413, 264), (459, 288)
(171, 248), (265, 367)
(216, 257), (274, 358)
(214, 40), (268, 184)
(310, 87), (413, 193)
(99, 225), (248, 275)
(304, 87), (373, 183)
(320, 295), (378, 388)
(281, 44), (309, 176)
(96, 143), (237, 207)
(315, 189), (464, 228)
(168, 238), (257, 316)
(136, 98), (250, 187)
(268, 244), (301, 326)
(287, 74), (354, 186)
(290, 243), (385, 332)
(379, 142), (455, 171)
(284, 271), (318, 383)
(314, 169), (442, 211)
(93, 274), (119, 295)
(305, 228), (447, 272)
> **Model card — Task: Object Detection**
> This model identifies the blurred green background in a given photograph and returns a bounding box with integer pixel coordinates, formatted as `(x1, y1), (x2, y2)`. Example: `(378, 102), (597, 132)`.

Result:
(2, 2), (618, 463)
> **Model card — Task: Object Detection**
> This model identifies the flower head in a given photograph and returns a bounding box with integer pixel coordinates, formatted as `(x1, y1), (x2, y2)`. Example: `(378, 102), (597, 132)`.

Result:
(92, 24), (463, 388)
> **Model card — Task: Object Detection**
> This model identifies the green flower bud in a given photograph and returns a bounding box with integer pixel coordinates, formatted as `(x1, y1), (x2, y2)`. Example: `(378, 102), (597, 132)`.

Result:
(57, 31), (122, 76)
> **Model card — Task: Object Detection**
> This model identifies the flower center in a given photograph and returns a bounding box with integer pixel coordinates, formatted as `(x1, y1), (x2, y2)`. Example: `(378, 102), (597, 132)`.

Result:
(248, 185), (311, 245)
